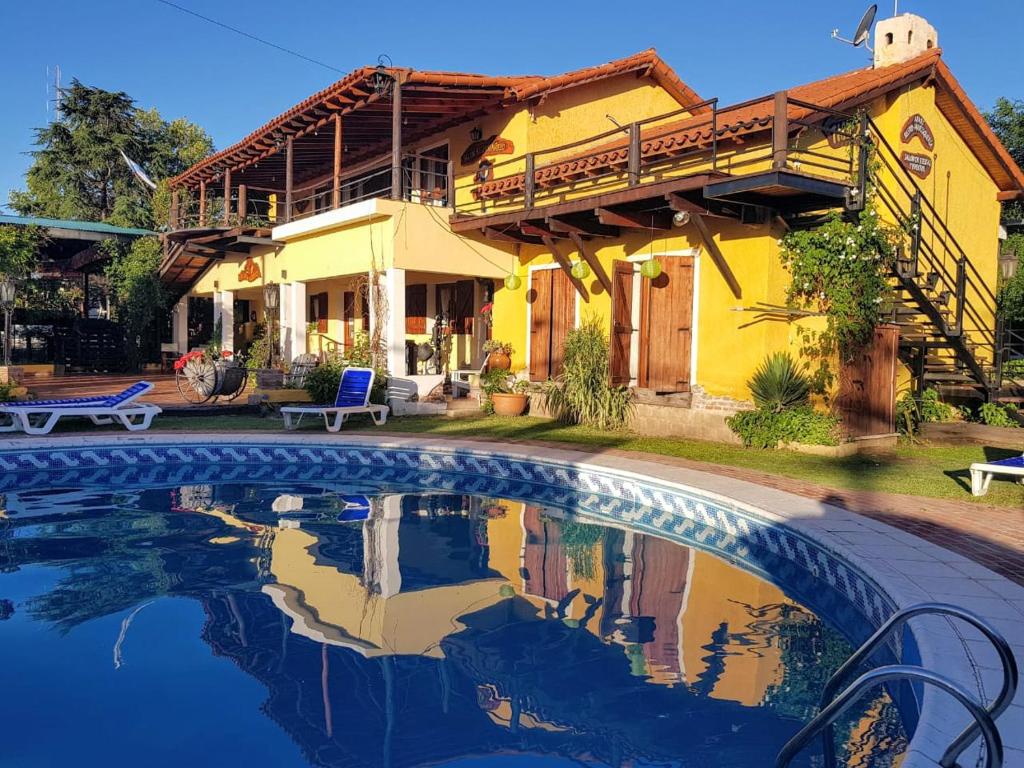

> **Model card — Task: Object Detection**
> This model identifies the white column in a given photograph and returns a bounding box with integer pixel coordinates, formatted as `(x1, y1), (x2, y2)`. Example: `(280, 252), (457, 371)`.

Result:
(382, 268), (406, 376)
(219, 290), (234, 353)
(364, 494), (403, 599)
(291, 282), (307, 358)
(173, 295), (190, 353)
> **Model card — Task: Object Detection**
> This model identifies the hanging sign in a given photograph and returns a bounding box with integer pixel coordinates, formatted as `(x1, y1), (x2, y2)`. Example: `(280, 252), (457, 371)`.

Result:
(900, 114), (935, 150)
(822, 115), (853, 149)
(461, 135), (516, 166)
(238, 257), (262, 283)
(900, 151), (933, 180)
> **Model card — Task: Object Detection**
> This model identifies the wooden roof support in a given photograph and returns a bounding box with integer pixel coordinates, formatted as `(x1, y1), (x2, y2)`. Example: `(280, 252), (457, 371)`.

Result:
(690, 213), (742, 299)
(665, 192), (728, 219)
(541, 234), (589, 302)
(222, 167), (232, 226)
(285, 135), (294, 222)
(483, 226), (541, 245)
(595, 206), (672, 230)
(332, 114), (343, 209)
(567, 232), (611, 294)
(545, 215), (619, 238)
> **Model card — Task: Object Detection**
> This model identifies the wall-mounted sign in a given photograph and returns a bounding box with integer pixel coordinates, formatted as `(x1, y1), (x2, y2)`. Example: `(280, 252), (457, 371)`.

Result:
(822, 115), (853, 149)
(900, 150), (933, 179)
(238, 257), (262, 283)
(460, 135), (515, 166)
(900, 114), (935, 150)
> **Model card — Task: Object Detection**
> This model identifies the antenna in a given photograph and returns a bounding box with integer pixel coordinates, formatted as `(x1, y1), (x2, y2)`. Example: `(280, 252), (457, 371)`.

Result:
(832, 3), (878, 50)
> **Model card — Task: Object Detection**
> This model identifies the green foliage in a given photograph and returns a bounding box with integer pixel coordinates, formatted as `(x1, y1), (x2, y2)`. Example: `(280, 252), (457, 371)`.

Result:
(895, 388), (959, 435)
(727, 405), (841, 449)
(558, 520), (603, 580)
(0, 382), (17, 402)
(242, 323), (279, 374)
(748, 352), (811, 412)
(780, 205), (900, 389)
(0, 224), (43, 278)
(978, 402), (1020, 428)
(986, 97), (1024, 222)
(1004, 358), (1024, 379)
(543, 316), (633, 430)
(103, 236), (165, 370)
(997, 234), (1024, 323)
(482, 339), (514, 355)
(302, 333), (388, 405)
(9, 80), (213, 229)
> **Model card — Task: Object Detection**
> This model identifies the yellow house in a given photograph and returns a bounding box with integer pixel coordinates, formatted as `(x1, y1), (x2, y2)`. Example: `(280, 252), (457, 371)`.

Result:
(163, 13), (1024, 432)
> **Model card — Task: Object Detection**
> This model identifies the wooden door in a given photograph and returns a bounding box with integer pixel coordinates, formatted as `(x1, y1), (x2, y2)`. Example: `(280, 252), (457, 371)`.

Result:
(638, 256), (693, 393)
(529, 268), (575, 382)
(610, 260), (634, 386)
(836, 324), (898, 436)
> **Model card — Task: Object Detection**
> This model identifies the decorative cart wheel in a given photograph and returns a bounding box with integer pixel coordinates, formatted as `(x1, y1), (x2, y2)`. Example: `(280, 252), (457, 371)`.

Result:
(217, 362), (249, 402)
(176, 356), (218, 404)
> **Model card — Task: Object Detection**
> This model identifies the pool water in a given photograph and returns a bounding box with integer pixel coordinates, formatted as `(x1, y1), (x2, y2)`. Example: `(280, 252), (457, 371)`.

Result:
(0, 466), (909, 767)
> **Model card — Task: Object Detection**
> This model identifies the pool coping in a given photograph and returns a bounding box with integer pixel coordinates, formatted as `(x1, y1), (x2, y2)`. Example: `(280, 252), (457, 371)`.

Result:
(3, 431), (1022, 767)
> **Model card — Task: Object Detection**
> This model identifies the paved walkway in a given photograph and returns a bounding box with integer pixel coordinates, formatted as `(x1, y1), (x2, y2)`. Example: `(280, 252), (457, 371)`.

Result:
(365, 432), (1024, 585)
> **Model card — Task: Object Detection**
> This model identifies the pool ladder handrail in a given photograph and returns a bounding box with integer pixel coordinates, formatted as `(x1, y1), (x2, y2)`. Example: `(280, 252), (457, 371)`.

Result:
(775, 602), (1018, 768)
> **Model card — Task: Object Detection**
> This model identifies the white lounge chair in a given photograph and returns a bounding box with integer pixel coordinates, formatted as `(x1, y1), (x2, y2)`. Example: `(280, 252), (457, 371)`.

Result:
(281, 367), (388, 432)
(970, 454), (1024, 496)
(0, 381), (161, 435)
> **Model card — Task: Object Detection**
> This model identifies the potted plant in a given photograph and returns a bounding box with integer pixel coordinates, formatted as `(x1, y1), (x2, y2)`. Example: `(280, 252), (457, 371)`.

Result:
(483, 340), (514, 371)
(490, 378), (531, 417)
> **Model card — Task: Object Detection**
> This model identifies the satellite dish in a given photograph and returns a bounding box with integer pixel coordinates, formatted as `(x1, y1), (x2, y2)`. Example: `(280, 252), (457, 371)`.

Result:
(853, 4), (878, 46)
(832, 3), (878, 49)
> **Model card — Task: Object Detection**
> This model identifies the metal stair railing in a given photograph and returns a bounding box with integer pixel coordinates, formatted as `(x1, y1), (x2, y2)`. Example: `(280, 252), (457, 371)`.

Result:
(775, 665), (1003, 768)
(776, 602), (1018, 768)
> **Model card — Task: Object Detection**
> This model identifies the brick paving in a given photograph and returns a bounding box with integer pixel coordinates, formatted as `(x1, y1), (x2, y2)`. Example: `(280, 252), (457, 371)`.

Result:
(377, 433), (1024, 586)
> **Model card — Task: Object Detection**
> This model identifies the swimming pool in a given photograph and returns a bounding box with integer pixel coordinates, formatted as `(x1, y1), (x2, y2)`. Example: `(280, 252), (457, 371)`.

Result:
(0, 436), (989, 768)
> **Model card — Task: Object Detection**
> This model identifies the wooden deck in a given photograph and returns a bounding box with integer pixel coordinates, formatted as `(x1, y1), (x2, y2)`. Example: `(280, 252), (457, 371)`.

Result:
(22, 374), (248, 410)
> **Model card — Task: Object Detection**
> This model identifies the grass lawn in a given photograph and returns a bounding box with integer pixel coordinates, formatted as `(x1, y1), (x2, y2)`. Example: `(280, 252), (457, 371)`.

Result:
(146, 412), (1024, 509)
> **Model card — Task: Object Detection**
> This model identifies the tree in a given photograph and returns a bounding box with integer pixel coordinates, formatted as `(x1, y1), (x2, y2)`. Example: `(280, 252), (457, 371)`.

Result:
(104, 236), (166, 369)
(0, 224), (43, 278)
(9, 80), (213, 230)
(986, 97), (1024, 223)
(998, 234), (1024, 323)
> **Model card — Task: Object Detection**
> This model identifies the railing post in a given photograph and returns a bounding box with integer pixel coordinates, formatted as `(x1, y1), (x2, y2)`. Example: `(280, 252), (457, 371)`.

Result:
(285, 135), (294, 223)
(772, 91), (789, 169)
(237, 184), (247, 226)
(170, 188), (179, 230)
(222, 167), (232, 226)
(851, 112), (869, 211)
(199, 179), (207, 226)
(390, 78), (403, 201)
(954, 257), (967, 335)
(446, 159), (454, 208)
(524, 153), (535, 209)
(910, 191), (922, 276)
(627, 121), (641, 185)
(332, 113), (343, 210)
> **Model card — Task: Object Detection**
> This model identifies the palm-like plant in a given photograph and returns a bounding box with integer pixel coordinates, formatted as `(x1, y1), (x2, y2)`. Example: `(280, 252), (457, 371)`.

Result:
(748, 352), (811, 412)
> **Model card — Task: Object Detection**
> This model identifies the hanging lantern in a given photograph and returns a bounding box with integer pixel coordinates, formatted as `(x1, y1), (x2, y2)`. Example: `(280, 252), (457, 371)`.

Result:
(504, 273), (522, 291)
(371, 55), (395, 98)
(570, 261), (591, 281)
(640, 258), (662, 280)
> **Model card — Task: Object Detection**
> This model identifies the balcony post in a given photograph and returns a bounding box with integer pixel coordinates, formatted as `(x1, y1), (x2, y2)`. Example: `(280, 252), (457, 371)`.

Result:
(390, 79), (403, 200)
(170, 188), (179, 229)
(332, 113), (343, 209)
(524, 153), (535, 209)
(446, 159), (454, 207)
(237, 184), (247, 225)
(199, 180), (207, 226)
(628, 122), (641, 185)
(955, 257), (967, 334)
(772, 91), (789, 169)
(285, 135), (294, 223)
(222, 167), (232, 226)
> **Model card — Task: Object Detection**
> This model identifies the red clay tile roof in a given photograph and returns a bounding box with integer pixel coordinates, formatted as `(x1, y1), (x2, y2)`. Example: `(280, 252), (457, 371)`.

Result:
(473, 49), (1024, 200)
(171, 51), (701, 188)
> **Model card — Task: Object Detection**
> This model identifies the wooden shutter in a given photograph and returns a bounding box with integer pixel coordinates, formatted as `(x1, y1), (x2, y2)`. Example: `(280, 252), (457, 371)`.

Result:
(639, 256), (693, 393)
(529, 270), (552, 382)
(405, 284), (427, 334)
(308, 292), (329, 333)
(549, 268), (575, 379)
(609, 260), (634, 386)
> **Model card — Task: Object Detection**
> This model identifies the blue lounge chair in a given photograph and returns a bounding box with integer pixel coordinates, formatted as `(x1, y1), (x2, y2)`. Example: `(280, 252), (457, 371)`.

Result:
(970, 454), (1024, 496)
(0, 381), (161, 435)
(280, 367), (388, 432)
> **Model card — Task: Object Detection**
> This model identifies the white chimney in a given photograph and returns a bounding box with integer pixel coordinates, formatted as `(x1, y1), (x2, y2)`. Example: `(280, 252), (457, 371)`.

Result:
(873, 13), (938, 68)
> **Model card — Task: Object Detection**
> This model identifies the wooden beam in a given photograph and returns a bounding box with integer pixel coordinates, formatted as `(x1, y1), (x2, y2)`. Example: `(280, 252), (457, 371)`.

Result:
(545, 215), (619, 238)
(237, 184), (247, 223)
(520, 221), (564, 239)
(690, 214), (742, 299)
(285, 135), (294, 222)
(665, 193), (728, 218)
(332, 114), (342, 209)
(542, 235), (589, 302)
(483, 226), (541, 245)
(198, 180), (207, 225)
(772, 91), (788, 169)
(595, 206), (671, 230)
(568, 232), (612, 294)
(390, 78), (403, 200)
(222, 167), (232, 226)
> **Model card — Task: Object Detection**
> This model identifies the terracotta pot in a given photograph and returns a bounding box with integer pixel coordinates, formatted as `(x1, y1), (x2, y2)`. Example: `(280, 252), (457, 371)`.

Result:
(491, 392), (528, 416)
(487, 352), (512, 371)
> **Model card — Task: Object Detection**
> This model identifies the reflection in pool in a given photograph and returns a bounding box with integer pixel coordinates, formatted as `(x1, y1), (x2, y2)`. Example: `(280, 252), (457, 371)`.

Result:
(0, 469), (908, 767)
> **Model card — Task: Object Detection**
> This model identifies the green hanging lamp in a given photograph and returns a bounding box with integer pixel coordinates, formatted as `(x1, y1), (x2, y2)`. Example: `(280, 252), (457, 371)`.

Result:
(504, 273), (522, 291)
(570, 261), (591, 281)
(640, 258), (662, 280)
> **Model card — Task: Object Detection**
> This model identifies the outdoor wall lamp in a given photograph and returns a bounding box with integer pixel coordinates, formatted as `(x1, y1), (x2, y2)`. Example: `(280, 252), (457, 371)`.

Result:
(263, 282), (280, 312)
(371, 54), (395, 98)
(999, 251), (1018, 282)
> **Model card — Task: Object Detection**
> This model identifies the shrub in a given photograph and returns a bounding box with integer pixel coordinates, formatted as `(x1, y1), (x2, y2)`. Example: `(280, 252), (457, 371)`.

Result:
(896, 388), (959, 434)
(483, 340), (514, 356)
(748, 352), (811, 412)
(727, 406), (842, 449)
(978, 402), (1020, 428)
(303, 353), (388, 406)
(1004, 358), (1024, 379)
(543, 317), (633, 430)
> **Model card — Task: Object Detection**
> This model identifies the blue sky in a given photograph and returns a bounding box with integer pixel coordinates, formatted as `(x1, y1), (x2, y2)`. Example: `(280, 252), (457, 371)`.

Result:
(2, 0), (1022, 209)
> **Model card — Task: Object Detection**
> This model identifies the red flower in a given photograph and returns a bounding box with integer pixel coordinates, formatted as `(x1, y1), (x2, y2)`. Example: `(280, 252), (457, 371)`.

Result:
(480, 302), (493, 314)
(221, 350), (233, 358)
